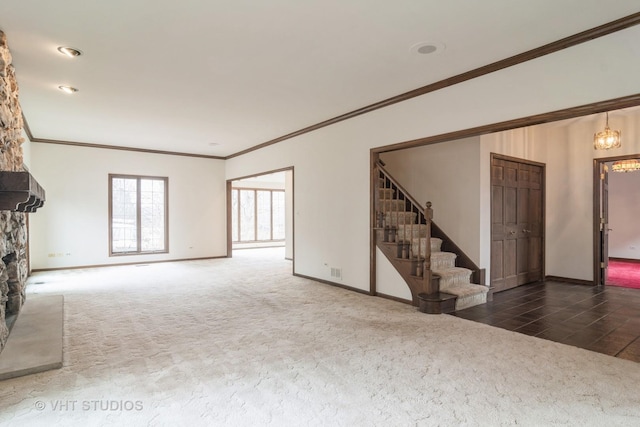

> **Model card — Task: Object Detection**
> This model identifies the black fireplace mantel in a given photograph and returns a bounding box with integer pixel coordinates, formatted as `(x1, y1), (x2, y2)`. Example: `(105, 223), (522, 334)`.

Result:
(0, 171), (45, 212)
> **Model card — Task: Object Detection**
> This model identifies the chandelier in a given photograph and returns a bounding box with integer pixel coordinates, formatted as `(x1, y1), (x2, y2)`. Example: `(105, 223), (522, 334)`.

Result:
(612, 159), (640, 173)
(593, 112), (621, 150)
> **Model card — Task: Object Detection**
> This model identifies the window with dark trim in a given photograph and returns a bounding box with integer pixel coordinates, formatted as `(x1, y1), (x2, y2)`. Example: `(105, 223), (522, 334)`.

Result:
(231, 188), (285, 243)
(109, 174), (168, 255)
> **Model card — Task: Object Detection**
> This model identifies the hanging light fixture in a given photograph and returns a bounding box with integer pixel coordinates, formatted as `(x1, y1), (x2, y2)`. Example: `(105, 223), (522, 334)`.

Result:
(611, 159), (640, 173)
(594, 112), (621, 150)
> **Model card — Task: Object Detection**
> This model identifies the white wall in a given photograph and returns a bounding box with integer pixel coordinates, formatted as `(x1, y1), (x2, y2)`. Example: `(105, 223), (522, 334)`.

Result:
(381, 136), (481, 264)
(232, 180), (285, 190)
(377, 109), (640, 286)
(542, 122), (594, 280)
(21, 130), (31, 170)
(376, 126), (550, 290)
(231, 172), (285, 190)
(225, 26), (640, 293)
(539, 110), (640, 280)
(25, 25), (640, 293)
(29, 143), (227, 269)
(608, 167), (640, 260)
(376, 248), (412, 301)
(296, 117), (639, 294)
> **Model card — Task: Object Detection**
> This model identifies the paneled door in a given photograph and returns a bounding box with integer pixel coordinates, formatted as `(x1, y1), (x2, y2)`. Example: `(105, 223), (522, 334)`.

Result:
(491, 155), (544, 293)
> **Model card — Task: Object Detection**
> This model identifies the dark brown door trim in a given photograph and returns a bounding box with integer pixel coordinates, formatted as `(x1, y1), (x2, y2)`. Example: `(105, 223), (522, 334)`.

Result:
(370, 151), (380, 295)
(593, 153), (640, 286)
(374, 94), (640, 154)
(491, 153), (546, 168)
(369, 96), (640, 299)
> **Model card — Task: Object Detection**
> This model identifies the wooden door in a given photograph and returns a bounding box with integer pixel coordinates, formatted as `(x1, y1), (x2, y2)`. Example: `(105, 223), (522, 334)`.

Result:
(491, 155), (544, 293)
(600, 164), (609, 284)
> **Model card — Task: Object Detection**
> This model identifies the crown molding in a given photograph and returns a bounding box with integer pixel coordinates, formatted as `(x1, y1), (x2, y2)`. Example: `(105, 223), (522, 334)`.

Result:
(22, 114), (224, 160)
(373, 93), (640, 153)
(19, 12), (640, 160)
(227, 12), (640, 159)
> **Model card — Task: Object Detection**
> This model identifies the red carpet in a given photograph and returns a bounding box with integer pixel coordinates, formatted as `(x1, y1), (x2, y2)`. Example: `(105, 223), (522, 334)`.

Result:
(607, 260), (640, 289)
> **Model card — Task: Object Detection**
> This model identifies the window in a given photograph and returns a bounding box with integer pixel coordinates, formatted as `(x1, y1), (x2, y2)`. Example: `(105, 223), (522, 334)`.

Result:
(109, 174), (168, 255)
(231, 188), (285, 243)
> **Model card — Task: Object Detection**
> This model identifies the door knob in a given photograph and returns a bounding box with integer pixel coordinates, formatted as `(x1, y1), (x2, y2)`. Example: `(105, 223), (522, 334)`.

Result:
(509, 230), (516, 235)
(523, 229), (531, 233)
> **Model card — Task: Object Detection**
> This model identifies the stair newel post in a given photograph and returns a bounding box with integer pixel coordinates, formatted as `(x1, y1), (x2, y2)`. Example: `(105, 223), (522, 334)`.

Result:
(423, 201), (438, 295)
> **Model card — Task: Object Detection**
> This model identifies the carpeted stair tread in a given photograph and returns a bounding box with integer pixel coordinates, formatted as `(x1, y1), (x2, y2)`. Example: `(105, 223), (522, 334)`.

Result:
(385, 211), (417, 226)
(379, 199), (407, 211)
(396, 224), (429, 241)
(443, 283), (489, 311)
(433, 267), (473, 291)
(431, 252), (457, 270)
(379, 188), (395, 199)
(411, 237), (443, 255)
(432, 266), (472, 281)
(441, 282), (489, 297)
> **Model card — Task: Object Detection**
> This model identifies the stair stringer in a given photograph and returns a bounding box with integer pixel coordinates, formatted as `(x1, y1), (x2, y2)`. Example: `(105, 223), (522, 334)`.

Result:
(375, 230), (454, 313)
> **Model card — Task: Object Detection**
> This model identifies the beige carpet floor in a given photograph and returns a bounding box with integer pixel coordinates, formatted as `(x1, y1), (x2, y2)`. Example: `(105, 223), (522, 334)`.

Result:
(1, 248), (639, 426)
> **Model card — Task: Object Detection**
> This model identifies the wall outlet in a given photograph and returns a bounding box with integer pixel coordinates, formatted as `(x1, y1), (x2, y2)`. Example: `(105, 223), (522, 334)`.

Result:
(330, 267), (342, 280)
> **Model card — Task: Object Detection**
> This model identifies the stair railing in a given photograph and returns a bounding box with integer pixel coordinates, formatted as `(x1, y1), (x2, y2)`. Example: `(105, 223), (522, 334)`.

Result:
(375, 162), (438, 295)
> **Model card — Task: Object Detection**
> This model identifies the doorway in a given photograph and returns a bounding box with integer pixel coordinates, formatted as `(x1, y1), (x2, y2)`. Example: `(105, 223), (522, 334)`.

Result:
(594, 154), (640, 287)
(226, 168), (294, 261)
(490, 154), (545, 293)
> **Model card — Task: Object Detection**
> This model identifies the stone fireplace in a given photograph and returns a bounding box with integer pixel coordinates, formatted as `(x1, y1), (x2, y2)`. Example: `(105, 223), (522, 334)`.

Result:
(0, 30), (32, 353)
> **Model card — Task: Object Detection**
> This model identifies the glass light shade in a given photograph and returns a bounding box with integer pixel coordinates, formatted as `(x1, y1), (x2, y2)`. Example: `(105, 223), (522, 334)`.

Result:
(611, 159), (640, 173)
(594, 112), (621, 150)
(594, 126), (621, 150)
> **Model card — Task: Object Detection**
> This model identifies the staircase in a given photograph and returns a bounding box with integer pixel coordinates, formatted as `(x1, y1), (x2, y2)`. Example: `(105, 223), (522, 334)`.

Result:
(375, 163), (488, 313)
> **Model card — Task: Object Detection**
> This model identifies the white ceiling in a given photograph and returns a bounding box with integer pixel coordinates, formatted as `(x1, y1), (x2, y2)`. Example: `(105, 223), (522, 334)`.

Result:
(1, 1), (639, 157)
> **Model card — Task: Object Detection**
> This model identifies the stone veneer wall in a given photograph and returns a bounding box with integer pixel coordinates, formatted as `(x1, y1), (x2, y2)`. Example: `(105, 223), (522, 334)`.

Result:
(0, 30), (28, 353)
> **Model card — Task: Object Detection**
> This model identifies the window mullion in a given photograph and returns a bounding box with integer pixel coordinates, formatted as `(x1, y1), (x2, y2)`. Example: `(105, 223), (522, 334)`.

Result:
(236, 189), (240, 242)
(136, 178), (142, 252)
(270, 190), (274, 241)
(253, 190), (257, 242)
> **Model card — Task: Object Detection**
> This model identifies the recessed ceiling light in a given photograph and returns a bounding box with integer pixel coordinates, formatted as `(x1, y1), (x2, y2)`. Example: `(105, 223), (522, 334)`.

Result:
(57, 46), (82, 57)
(58, 85), (78, 94)
(208, 142), (220, 146)
(410, 41), (445, 55)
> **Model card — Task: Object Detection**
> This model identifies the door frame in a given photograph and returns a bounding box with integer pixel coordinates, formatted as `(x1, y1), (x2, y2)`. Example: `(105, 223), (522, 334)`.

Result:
(490, 153), (546, 291)
(226, 166), (295, 263)
(593, 154), (640, 286)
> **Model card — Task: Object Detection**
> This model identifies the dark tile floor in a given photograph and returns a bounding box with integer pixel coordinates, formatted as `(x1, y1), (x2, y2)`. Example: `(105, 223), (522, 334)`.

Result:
(452, 281), (640, 363)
